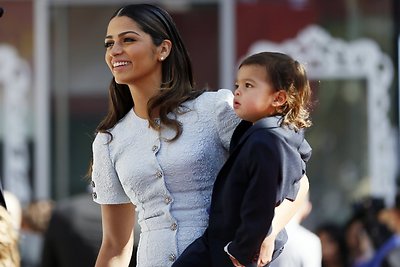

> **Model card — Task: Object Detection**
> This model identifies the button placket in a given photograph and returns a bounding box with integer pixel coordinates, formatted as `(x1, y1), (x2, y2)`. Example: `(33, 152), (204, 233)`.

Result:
(164, 196), (172, 204)
(156, 170), (163, 179)
(168, 253), (176, 262)
(151, 138), (160, 154)
(151, 145), (158, 152)
(170, 222), (177, 231)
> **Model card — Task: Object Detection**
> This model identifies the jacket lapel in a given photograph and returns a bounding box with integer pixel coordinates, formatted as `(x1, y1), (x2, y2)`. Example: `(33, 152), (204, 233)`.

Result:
(230, 116), (282, 154)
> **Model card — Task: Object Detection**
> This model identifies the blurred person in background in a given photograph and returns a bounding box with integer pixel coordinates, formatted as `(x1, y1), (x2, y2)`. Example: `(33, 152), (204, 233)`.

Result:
(316, 223), (348, 267)
(0, 182), (6, 209)
(41, 191), (142, 267)
(3, 191), (22, 231)
(351, 192), (400, 267)
(270, 192), (322, 267)
(376, 191), (400, 267)
(347, 197), (394, 267)
(0, 205), (20, 267)
(345, 215), (375, 266)
(19, 200), (54, 267)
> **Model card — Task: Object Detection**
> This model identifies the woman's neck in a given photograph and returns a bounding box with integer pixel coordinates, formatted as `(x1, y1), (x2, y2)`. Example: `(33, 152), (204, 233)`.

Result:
(128, 84), (160, 119)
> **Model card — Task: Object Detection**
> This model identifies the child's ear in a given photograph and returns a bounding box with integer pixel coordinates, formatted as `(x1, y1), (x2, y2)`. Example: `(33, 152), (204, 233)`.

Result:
(272, 90), (287, 107)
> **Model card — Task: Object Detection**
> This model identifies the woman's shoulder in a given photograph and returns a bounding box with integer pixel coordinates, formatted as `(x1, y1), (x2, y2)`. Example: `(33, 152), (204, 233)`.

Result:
(189, 89), (234, 113)
(92, 132), (112, 151)
(93, 131), (110, 145)
(195, 88), (233, 104)
(93, 112), (133, 146)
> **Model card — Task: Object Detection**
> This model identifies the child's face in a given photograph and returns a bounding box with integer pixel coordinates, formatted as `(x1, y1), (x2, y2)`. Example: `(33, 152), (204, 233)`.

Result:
(233, 64), (279, 122)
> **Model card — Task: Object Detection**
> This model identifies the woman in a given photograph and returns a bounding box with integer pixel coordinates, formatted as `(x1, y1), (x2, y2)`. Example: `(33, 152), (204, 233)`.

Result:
(91, 4), (309, 267)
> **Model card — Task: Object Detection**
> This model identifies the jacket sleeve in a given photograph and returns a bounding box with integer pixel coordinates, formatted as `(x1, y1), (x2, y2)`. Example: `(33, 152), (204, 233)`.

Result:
(227, 133), (280, 265)
(275, 134), (311, 204)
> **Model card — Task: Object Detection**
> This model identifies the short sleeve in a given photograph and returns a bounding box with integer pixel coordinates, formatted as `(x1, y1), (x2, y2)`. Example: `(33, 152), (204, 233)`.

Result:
(212, 89), (241, 150)
(91, 133), (130, 204)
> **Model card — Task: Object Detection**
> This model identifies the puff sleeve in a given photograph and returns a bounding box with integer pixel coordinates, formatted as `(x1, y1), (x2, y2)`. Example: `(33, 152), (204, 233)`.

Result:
(91, 133), (130, 204)
(212, 89), (241, 150)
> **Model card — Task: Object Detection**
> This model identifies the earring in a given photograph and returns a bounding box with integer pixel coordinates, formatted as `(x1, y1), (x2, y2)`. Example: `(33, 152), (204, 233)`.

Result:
(160, 57), (164, 61)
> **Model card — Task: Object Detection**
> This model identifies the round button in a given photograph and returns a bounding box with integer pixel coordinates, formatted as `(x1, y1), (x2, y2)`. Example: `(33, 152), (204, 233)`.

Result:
(156, 171), (163, 179)
(164, 196), (172, 204)
(152, 145), (158, 152)
(168, 253), (176, 262)
(170, 223), (177, 231)
(92, 192), (97, 199)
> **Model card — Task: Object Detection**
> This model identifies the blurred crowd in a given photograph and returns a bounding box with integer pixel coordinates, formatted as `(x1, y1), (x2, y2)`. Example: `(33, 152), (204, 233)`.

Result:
(316, 193), (400, 267)
(0, 186), (400, 267)
(0, 188), (138, 267)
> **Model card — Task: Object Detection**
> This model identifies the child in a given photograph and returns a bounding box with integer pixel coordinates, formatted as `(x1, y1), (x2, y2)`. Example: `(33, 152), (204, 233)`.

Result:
(172, 51), (313, 267)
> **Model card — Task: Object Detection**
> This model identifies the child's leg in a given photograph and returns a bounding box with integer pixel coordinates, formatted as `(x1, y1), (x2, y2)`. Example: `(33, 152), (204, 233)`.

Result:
(172, 235), (211, 267)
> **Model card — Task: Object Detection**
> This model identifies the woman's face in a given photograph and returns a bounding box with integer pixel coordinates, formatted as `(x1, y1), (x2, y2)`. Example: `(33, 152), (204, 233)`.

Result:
(104, 16), (162, 86)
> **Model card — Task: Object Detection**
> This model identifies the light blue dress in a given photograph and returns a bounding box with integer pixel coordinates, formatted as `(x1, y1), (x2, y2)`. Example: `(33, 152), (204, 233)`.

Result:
(91, 89), (240, 267)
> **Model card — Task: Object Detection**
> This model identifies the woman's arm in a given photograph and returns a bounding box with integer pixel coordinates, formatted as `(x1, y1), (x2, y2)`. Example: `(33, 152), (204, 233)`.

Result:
(95, 203), (136, 267)
(257, 174), (310, 266)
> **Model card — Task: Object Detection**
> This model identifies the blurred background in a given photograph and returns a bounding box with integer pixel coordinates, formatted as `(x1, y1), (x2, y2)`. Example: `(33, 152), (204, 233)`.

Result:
(0, 0), (399, 266)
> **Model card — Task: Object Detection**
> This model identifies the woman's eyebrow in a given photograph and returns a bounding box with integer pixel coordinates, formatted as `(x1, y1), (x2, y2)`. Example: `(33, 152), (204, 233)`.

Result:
(105, 30), (141, 39)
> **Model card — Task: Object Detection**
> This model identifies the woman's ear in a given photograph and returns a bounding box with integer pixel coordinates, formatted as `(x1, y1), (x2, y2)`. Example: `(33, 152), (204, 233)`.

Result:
(272, 90), (287, 107)
(158, 39), (172, 61)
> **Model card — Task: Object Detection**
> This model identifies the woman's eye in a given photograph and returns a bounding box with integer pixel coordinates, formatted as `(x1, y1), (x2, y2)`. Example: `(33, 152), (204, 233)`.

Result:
(104, 42), (113, 48)
(124, 37), (135, 42)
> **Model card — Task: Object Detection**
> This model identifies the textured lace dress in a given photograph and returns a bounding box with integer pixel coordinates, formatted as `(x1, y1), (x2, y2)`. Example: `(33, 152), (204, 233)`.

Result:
(91, 89), (240, 267)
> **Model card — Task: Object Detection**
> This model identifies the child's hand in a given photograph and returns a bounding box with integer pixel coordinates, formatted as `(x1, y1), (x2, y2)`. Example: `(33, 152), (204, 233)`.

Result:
(229, 255), (245, 267)
(257, 234), (275, 266)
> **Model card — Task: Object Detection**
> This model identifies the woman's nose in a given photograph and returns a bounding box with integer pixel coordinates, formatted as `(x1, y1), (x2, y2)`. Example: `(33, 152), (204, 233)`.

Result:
(110, 42), (123, 56)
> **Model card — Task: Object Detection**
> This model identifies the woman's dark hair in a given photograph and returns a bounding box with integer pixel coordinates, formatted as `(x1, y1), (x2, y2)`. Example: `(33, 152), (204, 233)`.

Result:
(97, 4), (204, 141)
(239, 51), (312, 130)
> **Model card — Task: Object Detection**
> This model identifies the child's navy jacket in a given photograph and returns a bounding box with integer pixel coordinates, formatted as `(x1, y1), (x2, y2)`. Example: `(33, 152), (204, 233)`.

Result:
(173, 115), (312, 267)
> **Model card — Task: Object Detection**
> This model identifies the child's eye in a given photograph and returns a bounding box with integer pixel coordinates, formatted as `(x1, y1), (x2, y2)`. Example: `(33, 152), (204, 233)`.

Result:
(245, 83), (253, 88)
(234, 83), (239, 89)
(104, 41), (114, 48)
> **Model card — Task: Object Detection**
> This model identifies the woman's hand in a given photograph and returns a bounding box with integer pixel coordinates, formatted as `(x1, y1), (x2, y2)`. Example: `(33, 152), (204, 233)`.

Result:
(257, 175), (310, 267)
(257, 233), (276, 267)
